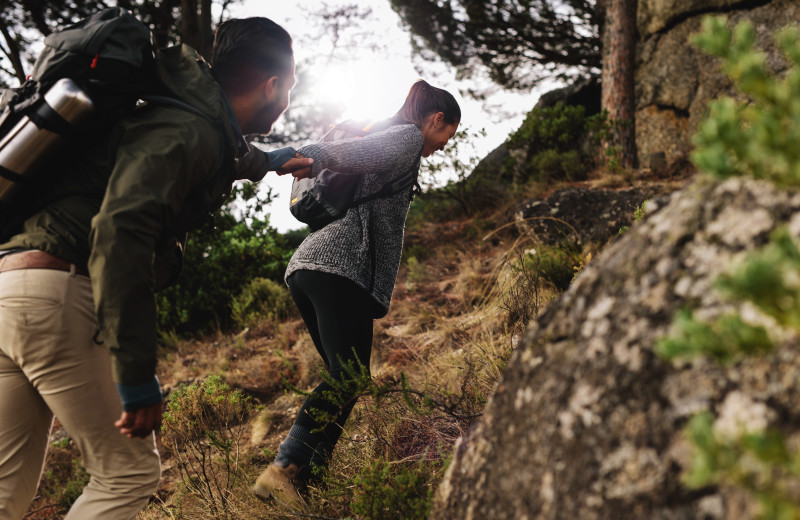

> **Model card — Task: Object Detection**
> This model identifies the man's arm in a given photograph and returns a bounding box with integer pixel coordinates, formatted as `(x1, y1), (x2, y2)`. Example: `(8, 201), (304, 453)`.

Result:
(235, 145), (313, 181)
(89, 108), (221, 436)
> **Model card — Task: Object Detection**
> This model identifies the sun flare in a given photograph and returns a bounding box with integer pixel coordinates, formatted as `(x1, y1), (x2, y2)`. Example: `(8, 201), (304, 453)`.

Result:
(317, 57), (419, 122)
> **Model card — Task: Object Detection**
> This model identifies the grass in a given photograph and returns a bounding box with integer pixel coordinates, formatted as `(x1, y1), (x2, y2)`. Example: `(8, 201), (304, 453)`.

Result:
(29, 166), (658, 519)
(132, 213), (535, 518)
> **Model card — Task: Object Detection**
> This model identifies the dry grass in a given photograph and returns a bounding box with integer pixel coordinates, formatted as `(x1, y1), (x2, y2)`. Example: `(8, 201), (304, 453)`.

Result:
(31, 207), (558, 519)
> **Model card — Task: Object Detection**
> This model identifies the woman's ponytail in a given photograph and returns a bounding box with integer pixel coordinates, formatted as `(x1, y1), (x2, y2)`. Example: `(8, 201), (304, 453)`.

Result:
(393, 80), (461, 127)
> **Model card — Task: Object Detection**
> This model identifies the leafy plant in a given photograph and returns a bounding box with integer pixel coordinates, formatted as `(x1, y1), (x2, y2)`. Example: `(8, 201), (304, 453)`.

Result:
(691, 18), (800, 187)
(505, 103), (606, 184)
(656, 309), (772, 364)
(161, 375), (256, 517)
(156, 183), (294, 335)
(350, 459), (442, 520)
(405, 256), (430, 285)
(618, 201), (649, 234)
(42, 458), (90, 510)
(230, 276), (294, 329)
(683, 413), (800, 519)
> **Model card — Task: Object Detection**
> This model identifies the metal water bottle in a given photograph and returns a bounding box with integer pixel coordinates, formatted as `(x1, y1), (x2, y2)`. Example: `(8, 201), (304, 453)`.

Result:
(0, 78), (95, 202)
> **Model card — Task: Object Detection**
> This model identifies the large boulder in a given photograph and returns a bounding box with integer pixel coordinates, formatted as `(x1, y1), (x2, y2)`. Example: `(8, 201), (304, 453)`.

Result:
(432, 177), (800, 519)
(635, 0), (800, 165)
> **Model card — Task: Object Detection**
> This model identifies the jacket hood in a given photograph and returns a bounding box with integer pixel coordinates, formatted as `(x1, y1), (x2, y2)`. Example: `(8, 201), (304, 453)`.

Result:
(154, 44), (221, 119)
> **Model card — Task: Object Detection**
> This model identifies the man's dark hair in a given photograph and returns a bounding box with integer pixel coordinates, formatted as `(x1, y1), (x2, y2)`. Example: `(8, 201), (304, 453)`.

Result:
(211, 17), (293, 96)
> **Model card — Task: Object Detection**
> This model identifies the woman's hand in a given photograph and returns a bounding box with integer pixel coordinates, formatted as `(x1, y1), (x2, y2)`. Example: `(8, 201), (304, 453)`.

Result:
(277, 152), (313, 178)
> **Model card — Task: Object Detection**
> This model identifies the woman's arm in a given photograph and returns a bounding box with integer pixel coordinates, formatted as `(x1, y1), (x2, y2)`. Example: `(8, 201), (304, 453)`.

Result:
(298, 124), (424, 178)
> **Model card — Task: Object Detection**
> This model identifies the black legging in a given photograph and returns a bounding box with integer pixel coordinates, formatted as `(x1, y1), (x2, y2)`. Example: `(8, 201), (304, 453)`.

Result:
(287, 270), (377, 463)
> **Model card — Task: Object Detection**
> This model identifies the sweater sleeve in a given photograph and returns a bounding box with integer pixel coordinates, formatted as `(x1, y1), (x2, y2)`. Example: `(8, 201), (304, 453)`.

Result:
(298, 124), (424, 178)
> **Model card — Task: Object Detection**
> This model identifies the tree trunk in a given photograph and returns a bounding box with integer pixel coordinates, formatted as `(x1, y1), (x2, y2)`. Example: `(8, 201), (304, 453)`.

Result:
(601, 0), (638, 169)
(181, 0), (213, 59)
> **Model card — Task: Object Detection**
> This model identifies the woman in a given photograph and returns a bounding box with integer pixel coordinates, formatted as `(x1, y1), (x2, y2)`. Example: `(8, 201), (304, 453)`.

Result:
(253, 79), (460, 510)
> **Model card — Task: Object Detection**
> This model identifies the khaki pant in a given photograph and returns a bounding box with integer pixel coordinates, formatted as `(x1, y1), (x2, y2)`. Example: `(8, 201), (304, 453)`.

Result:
(0, 268), (160, 519)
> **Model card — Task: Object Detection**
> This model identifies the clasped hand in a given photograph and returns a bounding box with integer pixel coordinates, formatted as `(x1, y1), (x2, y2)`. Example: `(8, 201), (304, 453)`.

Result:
(276, 152), (313, 179)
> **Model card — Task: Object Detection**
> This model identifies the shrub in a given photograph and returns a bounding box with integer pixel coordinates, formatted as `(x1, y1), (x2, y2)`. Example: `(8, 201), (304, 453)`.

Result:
(691, 20), (800, 186)
(530, 149), (583, 182)
(230, 277), (293, 329)
(156, 183), (294, 336)
(502, 247), (544, 333)
(506, 103), (605, 184)
(282, 226), (310, 248)
(161, 375), (256, 517)
(537, 242), (583, 291)
(350, 459), (442, 520)
(405, 256), (430, 285)
(41, 458), (89, 511)
(414, 127), (503, 219)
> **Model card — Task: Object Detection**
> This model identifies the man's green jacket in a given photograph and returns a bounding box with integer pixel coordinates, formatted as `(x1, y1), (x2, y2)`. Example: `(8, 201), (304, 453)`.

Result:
(0, 45), (267, 409)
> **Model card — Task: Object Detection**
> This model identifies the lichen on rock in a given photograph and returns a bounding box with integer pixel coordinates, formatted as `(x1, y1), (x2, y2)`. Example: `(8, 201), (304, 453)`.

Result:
(431, 177), (800, 519)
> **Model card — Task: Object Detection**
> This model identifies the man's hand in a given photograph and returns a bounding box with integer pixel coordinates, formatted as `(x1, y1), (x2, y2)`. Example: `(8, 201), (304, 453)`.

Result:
(276, 152), (313, 178)
(115, 401), (164, 438)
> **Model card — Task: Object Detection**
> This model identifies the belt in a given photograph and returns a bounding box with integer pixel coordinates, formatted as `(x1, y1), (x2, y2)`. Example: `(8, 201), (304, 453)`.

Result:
(0, 250), (89, 277)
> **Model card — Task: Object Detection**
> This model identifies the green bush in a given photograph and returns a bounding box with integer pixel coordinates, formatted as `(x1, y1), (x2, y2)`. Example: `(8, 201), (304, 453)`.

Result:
(42, 458), (90, 510)
(156, 183), (294, 335)
(530, 149), (583, 182)
(350, 460), (441, 520)
(692, 19), (800, 187)
(414, 127), (503, 219)
(282, 226), (310, 248)
(161, 375), (256, 517)
(230, 276), (293, 329)
(506, 103), (605, 183)
(536, 242), (583, 292)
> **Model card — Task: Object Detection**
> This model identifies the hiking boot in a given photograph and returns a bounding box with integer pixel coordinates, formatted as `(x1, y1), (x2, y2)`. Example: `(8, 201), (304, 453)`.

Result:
(252, 462), (310, 513)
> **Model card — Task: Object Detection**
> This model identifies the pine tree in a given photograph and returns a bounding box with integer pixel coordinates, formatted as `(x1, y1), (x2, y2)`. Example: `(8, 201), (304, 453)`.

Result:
(600, 0), (638, 168)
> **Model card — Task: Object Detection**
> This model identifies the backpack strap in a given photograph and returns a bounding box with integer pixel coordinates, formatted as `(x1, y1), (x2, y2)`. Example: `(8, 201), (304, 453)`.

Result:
(141, 95), (233, 234)
(141, 94), (227, 184)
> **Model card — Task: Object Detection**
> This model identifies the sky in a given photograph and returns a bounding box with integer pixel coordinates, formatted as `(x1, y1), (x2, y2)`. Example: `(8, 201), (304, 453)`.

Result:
(221, 0), (545, 232)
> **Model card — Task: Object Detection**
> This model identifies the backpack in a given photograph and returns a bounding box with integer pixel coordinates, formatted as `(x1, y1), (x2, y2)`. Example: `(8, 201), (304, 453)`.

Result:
(289, 119), (422, 231)
(0, 7), (221, 238)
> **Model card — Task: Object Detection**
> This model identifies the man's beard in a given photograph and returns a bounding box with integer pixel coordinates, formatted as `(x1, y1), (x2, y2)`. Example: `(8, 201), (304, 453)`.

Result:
(247, 101), (283, 135)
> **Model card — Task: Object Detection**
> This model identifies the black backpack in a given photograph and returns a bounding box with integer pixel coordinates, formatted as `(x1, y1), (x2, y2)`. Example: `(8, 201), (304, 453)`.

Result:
(289, 119), (422, 231)
(0, 7), (221, 238)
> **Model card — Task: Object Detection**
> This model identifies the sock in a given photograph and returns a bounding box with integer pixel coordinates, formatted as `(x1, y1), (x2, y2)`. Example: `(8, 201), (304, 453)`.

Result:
(275, 424), (317, 467)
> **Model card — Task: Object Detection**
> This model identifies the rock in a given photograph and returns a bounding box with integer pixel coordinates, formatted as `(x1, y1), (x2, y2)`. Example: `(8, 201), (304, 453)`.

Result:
(535, 76), (602, 115)
(637, 0), (761, 36)
(431, 177), (800, 519)
(508, 185), (670, 245)
(635, 0), (800, 166)
(470, 141), (511, 183)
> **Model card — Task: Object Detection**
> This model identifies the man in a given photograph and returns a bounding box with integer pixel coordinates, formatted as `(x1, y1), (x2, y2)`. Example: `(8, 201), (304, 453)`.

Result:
(0, 16), (309, 519)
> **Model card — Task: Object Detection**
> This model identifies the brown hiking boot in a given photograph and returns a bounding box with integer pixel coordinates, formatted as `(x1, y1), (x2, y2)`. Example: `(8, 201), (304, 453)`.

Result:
(252, 462), (310, 513)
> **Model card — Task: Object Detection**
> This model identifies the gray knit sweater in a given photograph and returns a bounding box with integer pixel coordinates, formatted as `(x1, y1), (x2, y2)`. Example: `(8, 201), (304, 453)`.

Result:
(285, 123), (424, 317)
